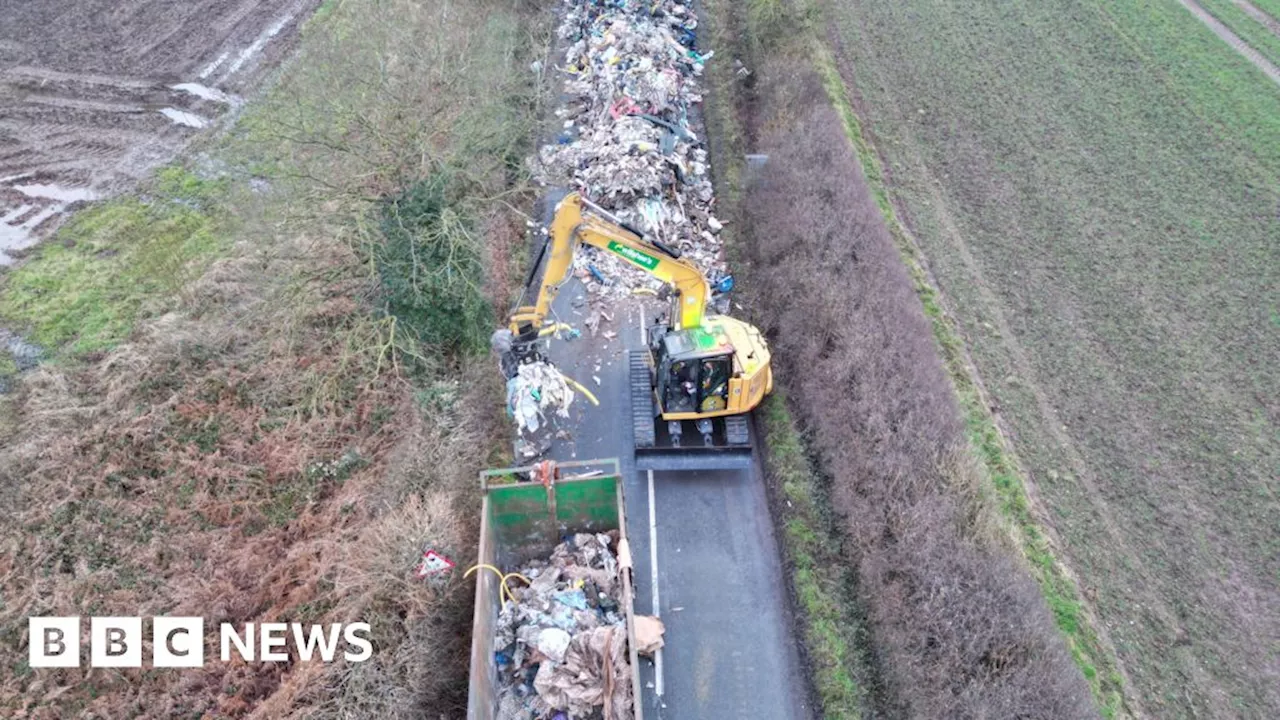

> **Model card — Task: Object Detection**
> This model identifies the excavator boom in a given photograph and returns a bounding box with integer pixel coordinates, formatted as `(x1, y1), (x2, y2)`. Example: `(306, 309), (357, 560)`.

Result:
(509, 193), (709, 336)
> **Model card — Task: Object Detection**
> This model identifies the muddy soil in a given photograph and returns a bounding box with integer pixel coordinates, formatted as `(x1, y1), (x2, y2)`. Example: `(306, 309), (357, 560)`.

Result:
(0, 0), (319, 263)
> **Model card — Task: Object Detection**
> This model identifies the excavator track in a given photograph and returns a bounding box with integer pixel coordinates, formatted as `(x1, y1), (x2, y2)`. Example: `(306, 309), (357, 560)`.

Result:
(725, 413), (750, 446)
(630, 350), (657, 450)
(632, 349), (753, 471)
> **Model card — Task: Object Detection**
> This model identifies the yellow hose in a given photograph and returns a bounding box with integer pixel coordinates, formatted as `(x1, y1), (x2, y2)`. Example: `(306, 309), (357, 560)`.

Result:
(560, 373), (600, 406)
(539, 322), (575, 338)
(464, 564), (531, 605)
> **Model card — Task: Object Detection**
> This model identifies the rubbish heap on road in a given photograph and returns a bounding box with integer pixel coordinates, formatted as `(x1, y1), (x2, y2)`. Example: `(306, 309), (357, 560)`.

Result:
(495, 533), (634, 720)
(536, 0), (726, 298)
(504, 0), (728, 458)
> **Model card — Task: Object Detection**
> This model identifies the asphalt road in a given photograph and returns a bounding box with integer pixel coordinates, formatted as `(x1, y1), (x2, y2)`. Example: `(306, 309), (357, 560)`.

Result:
(545, 276), (809, 719)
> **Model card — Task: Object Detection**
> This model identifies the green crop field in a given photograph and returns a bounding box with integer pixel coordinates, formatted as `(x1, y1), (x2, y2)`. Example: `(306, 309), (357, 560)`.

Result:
(1251, 0), (1280, 22)
(822, 0), (1280, 716)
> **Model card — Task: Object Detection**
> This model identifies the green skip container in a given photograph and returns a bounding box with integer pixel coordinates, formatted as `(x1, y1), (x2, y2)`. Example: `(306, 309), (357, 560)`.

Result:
(467, 458), (643, 720)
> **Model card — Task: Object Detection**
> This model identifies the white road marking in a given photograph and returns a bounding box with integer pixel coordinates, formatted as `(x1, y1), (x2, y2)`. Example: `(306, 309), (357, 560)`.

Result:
(640, 305), (664, 695)
(648, 468), (664, 696)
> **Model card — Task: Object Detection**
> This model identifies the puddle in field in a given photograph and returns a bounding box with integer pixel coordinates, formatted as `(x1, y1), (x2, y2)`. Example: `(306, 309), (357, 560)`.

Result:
(1, 183), (101, 264)
(0, 210), (37, 265)
(0, 327), (42, 393)
(216, 0), (309, 83)
(12, 183), (99, 204)
(199, 51), (231, 79)
(158, 107), (211, 128)
(3, 2), (317, 265)
(0, 329), (42, 371)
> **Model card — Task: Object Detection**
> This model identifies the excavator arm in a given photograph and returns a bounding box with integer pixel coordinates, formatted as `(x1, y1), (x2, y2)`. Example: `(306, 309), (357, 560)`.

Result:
(508, 193), (709, 338)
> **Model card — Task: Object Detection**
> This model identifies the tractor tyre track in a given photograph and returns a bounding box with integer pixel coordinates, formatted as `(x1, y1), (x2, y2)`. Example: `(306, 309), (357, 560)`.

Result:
(1178, 0), (1280, 83)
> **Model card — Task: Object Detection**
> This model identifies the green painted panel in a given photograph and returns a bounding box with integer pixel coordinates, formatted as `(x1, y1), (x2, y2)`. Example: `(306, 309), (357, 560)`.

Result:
(606, 240), (659, 271)
(556, 477), (619, 528)
(485, 475), (621, 557)
(488, 483), (550, 550)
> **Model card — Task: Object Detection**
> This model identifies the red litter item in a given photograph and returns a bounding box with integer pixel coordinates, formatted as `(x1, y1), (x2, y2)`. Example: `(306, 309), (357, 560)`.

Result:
(417, 549), (455, 577)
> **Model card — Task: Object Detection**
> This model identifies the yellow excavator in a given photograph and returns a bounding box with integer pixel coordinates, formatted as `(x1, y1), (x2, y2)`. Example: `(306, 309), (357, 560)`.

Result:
(503, 192), (772, 469)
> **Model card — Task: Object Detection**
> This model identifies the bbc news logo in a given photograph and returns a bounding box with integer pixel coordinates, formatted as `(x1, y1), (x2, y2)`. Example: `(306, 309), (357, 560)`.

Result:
(29, 617), (372, 668)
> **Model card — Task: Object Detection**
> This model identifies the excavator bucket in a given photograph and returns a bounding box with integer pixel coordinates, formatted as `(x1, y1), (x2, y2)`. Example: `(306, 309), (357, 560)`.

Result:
(630, 350), (754, 471)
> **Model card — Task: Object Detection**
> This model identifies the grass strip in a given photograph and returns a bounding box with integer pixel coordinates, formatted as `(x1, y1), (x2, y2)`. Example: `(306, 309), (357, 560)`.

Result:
(0, 167), (230, 356)
(761, 392), (873, 719)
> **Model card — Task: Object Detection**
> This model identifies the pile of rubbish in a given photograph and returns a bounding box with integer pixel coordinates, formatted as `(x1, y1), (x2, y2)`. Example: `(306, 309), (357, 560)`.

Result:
(503, 0), (725, 457)
(507, 360), (576, 459)
(496, 533), (633, 720)
(536, 0), (726, 296)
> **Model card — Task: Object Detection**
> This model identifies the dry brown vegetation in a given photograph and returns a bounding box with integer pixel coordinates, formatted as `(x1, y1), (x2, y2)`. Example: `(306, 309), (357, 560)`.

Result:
(1, 234), (496, 717)
(736, 56), (1096, 718)
(0, 0), (550, 716)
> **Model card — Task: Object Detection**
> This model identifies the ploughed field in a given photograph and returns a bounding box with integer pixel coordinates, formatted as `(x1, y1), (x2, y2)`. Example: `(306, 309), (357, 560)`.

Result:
(823, 0), (1280, 716)
(0, 0), (315, 263)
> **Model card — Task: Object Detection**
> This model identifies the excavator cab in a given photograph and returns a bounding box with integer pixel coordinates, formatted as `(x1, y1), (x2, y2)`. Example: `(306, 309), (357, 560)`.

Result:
(654, 330), (733, 415)
(631, 319), (762, 470)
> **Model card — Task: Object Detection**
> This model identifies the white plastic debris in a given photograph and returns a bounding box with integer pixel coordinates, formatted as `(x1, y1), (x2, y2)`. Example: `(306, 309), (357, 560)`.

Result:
(535, 627), (572, 663)
(506, 361), (575, 435)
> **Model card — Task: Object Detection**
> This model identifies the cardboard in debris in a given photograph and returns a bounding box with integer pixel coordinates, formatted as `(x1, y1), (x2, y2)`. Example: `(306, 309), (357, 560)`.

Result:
(633, 615), (665, 656)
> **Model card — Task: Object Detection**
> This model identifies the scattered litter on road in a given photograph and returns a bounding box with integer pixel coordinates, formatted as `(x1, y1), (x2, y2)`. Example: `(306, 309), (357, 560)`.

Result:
(504, 0), (727, 462)
(507, 361), (577, 460)
(495, 532), (634, 720)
